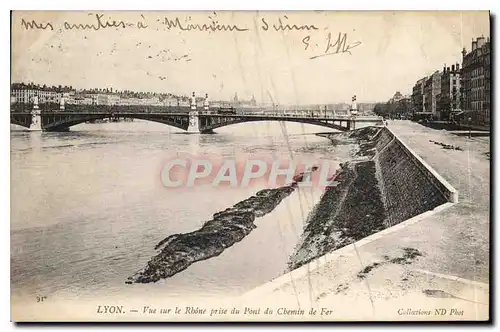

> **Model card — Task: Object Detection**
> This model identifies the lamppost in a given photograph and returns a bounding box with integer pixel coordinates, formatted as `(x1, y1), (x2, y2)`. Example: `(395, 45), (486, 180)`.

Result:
(204, 93), (209, 114)
(468, 117), (472, 139)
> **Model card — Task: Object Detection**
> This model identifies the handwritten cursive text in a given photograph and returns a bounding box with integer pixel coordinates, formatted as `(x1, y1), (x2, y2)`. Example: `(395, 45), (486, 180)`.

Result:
(62, 13), (139, 31)
(309, 32), (361, 59)
(21, 18), (54, 31)
(162, 17), (249, 32)
(261, 16), (318, 32)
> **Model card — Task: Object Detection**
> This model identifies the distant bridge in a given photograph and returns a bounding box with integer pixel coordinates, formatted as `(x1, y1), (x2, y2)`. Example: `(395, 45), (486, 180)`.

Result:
(10, 105), (383, 133)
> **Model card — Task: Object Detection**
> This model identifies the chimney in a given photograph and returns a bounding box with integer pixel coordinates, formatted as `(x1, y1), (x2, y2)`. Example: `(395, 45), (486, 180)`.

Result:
(462, 47), (467, 59)
(451, 64), (455, 72)
(443, 64), (446, 73)
(472, 40), (477, 51)
(456, 63), (460, 72)
(477, 35), (485, 48)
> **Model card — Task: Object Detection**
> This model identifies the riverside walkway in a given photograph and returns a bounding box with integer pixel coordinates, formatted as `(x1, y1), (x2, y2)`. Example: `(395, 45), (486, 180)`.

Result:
(240, 120), (490, 321)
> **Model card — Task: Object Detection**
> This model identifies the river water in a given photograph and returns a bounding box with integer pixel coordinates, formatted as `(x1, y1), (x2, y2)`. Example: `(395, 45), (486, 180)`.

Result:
(10, 120), (354, 303)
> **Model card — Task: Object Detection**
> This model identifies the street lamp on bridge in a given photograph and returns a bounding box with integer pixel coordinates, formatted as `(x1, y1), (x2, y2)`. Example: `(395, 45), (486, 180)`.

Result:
(204, 93), (209, 113)
(190, 92), (196, 110)
(468, 117), (472, 139)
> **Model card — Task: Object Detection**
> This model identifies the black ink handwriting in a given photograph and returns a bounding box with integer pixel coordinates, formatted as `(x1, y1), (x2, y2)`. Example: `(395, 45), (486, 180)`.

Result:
(63, 14), (132, 31)
(163, 17), (248, 32)
(21, 18), (54, 31)
(261, 16), (318, 32)
(137, 14), (148, 29)
(302, 35), (311, 50)
(309, 32), (361, 59)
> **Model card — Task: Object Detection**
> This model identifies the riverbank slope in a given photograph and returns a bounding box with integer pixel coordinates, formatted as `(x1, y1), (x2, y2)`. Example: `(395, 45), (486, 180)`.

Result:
(242, 120), (489, 321)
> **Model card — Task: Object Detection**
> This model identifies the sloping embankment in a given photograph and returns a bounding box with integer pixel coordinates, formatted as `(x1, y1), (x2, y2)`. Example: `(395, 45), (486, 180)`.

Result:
(289, 126), (457, 270)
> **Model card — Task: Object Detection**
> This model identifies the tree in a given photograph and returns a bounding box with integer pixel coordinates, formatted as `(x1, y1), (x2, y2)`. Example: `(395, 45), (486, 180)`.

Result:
(374, 103), (389, 118)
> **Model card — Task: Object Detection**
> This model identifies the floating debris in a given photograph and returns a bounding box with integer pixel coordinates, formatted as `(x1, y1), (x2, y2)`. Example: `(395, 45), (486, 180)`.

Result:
(422, 289), (456, 299)
(429, 140), (463, 151)
(388, 247), (423, 265)
(356, 247), (423, 280)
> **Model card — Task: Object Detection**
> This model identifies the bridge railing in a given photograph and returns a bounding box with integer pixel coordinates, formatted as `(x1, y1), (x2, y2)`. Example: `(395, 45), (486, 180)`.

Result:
(11, 102), (34, 112)
(219, 111), (354, 119)
(61, 104), (194, 113)
(10, 104), (194, 114)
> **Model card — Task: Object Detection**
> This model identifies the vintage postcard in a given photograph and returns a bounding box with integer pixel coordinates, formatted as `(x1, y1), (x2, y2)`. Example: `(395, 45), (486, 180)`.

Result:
(10, 10), (490, 322)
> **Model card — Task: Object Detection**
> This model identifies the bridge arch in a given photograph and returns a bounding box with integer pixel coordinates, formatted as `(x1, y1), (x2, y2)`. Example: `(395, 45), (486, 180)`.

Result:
(40, 113), (190, 132)
(11, 116), (31, 128)
(198, 116), (352, 133)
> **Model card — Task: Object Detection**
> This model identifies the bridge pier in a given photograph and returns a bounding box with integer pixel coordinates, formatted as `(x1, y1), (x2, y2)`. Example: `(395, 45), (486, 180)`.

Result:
(29, 97), (42, 131)
(187, 92), (200, 133)
(187, 111), (200, 133)
(347, 119), (356, 130)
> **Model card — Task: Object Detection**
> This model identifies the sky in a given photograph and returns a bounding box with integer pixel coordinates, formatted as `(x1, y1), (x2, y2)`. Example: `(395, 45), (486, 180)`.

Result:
(11, 11), (490, 105)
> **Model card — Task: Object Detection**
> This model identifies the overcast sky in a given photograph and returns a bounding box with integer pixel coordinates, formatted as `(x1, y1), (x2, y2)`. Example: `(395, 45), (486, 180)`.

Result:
(11, 11), (490, 105)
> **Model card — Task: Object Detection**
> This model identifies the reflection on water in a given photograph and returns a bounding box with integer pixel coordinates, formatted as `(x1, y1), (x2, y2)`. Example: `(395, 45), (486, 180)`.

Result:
(10, 120), (353, 301)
